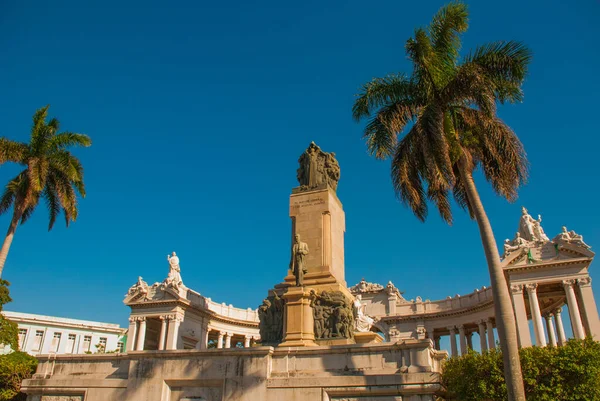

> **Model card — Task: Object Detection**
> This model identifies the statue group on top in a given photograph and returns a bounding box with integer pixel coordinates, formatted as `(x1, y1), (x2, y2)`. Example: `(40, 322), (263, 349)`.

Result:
(164, 252), (184, 291)
(296, 142), (340, 192)
(503, 207), (591, 258)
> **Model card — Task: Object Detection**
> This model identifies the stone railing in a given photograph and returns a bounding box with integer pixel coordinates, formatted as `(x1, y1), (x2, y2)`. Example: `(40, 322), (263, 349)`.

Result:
(184, 288), (259, 323)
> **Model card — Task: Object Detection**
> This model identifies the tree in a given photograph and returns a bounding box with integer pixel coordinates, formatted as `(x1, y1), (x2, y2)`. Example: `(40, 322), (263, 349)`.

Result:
(0, 106), (91, 278)
(352, 3), (531, 400)
(442, 339), (600, 400)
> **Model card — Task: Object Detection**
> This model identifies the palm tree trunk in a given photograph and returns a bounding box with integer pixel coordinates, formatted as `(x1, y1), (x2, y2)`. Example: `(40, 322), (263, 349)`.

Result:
(0, 207), (24, 279)
(458, 158), (526, 401)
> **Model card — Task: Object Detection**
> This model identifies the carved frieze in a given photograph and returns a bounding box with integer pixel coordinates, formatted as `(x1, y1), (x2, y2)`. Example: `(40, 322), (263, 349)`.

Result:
(310, 290), (355, 340)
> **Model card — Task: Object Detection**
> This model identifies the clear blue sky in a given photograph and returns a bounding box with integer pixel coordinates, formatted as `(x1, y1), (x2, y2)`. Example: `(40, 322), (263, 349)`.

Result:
(1, 0), (598, 329)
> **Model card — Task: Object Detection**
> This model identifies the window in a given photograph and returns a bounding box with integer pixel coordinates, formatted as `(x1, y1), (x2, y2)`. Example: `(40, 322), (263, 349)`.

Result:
(98, 337), (107, 352)
(83, 335), (92, 352)
(32, 330), (44, 351)
(18, 329), (27, 349)
(51, 332), (61, 353)
(67, 334), (76, 354)
(117, 341), (124, 353)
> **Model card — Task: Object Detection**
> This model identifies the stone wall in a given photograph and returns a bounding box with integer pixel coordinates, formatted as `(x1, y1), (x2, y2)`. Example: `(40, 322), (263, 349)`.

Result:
(23, 341), (446, 401)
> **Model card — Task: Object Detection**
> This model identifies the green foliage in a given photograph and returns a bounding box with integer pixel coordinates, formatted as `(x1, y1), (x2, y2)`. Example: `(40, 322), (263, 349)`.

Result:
(0, 280), (18, 352)
(0, 352), (37, 401)
(352, 1), (532, 224)
(442, 339), (600, 400)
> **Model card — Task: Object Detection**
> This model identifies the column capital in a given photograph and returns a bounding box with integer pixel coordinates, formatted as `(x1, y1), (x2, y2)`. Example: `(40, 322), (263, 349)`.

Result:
(447, 326), (456, 332)
(525, 283), (538, 293)
(217, 331), (225, 338)
(478, 320), (486, 327)
(128, 317), (137, 323)
(457, 324), (465, 332)
(510, 284), (524, 294)
(135, 316), (146, 322)
(486, 318), (495, 325)
(562, 279), (577, 287)
(554, 308), (563, 316)
(577, 276), (592, 288)
(544, 312), (554, 319)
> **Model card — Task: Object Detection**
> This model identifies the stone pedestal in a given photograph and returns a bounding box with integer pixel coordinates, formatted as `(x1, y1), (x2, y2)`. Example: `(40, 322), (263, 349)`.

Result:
(354, 331), (384, 344)
(279, 286), (317, 347)
(275, 185), (353, 301)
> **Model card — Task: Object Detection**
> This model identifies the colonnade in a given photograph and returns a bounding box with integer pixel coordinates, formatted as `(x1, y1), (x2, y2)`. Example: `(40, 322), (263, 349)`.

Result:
(211, 329), (255, 349)
(444, 319), (495, 357)
(126, 314), (182, 351)
(510, 277), (600, 347)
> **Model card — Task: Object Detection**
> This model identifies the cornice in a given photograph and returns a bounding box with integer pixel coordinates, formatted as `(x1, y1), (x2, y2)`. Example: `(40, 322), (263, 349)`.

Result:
(381, 300), (494, 324)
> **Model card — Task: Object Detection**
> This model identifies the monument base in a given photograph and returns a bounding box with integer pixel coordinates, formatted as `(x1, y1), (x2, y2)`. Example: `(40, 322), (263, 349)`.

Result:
(354, 331), (384, 344)
(279, 286), (318, 347)
(315, 338), (355, 346)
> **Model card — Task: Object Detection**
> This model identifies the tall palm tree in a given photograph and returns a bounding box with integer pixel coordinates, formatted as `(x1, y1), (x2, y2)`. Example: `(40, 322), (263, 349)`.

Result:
(352, 3), (531, 400)
(0, 106), (91, 278)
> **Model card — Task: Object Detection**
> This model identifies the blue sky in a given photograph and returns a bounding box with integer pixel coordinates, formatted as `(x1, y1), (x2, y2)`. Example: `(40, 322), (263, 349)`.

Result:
(0, 0), (598, 330)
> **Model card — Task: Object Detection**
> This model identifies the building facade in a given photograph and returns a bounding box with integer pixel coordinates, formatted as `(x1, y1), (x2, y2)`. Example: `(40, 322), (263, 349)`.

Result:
(2, 311), (127, 356)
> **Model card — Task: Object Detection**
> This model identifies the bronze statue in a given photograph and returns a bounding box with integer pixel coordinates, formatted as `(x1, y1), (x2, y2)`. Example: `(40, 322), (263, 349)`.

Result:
(258, 294), (285, 344)
(290, 234), (309, 286)
(296, 142), (340, 192)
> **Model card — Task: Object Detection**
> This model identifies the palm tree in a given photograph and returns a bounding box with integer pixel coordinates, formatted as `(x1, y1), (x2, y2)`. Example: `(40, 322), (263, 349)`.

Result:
(0, 105), (91, 278)
(352, 3), (531, 400)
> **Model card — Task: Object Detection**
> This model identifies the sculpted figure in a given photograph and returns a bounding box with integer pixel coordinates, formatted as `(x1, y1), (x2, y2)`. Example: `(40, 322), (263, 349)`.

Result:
(290, 234), (309, 286)
(532, 214), (549, 241)
(296, 142), (341, 192)
(165, 252), (183, 290)
(519, 207), (536, 241)
(553, 226), (591, 249)
(353, 294), (374, 332)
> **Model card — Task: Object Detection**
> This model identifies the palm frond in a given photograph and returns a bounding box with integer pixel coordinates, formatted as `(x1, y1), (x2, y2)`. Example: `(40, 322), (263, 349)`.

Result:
(0, 139), (28, 165)
(50, 132), (92, 150)
(429, 1), (469, 80)
(463, 41), (532, 103)
(352, 74), (416, 121)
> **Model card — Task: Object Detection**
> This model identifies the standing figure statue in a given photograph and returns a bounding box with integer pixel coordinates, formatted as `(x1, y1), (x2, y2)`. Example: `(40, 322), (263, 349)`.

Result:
(165, 252), (184, 290)
(519, 207), (536, 241)
(290, 234), (309, 286)
(296, 142), (341, 192)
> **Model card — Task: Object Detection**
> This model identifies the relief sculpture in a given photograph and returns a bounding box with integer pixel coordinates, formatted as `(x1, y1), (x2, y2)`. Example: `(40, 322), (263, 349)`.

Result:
(258, 293), (284, 344)
(310, 290), (354, 340)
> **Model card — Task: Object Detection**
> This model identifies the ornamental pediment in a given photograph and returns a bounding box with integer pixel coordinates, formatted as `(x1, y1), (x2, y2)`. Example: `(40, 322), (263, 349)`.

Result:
(124, 277), (183, 305)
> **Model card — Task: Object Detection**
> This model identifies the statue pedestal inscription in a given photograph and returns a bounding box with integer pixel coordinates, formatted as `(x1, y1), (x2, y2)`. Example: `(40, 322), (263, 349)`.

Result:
(279, 286), (318, 347)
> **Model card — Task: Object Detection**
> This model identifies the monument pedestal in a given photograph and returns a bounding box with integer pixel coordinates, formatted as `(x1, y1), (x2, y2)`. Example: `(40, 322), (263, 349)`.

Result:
(279, 286), (317, 347)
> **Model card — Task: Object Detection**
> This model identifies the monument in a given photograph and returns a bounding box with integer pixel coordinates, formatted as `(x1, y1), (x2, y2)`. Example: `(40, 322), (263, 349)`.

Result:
(21, 143), (600, 401)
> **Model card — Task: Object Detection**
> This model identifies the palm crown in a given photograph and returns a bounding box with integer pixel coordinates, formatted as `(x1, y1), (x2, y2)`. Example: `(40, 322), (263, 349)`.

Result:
(352, 1), (531, 224)
(0, 105), (91, 230)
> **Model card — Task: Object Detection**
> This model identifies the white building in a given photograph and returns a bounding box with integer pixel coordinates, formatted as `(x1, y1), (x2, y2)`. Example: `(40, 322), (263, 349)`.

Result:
(2, 311), (127, 356)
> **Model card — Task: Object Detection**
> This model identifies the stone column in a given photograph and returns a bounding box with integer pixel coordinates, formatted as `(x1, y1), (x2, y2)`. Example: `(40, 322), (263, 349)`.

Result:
(158, 316), (168, 351)
(466, 332), (473, 350)
(201, 324), (210, 350)
(526, 284), (547, 347)
(577, 277), (600, 338)
(486, 319), (495, 349)
(478, 321), (487, 352)
(387, 292), (398, 316)
(458, 325), (467, 355)
(555, 308), (567, 345)
(448, 327), (458, 357)
(224, 333), (232, 348)
(563, 279), (585, 339)
(166, 316), (181, 350)
(545, 314), (557, 347)
(217, 331), (224, 349)
(510, 285), (532, 347)
(136, 317), (146, 351)
(244, 335), (251, 348)
(434, 335), (441, 351)
(127, 317), (138, 352)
